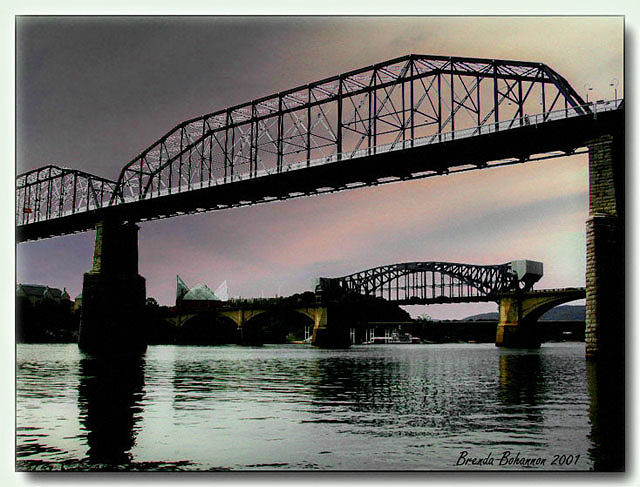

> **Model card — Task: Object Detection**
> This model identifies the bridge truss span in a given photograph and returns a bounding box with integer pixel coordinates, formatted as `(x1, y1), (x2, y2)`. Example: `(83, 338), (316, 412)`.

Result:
(16, 53), (623, 241)
(318, 261), (538, 305)
(112, 54), (590, 204)
(16, 165), (118, 226)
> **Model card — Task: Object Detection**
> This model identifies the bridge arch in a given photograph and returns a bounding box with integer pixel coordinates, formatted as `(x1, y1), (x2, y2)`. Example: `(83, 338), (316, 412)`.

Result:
(217, 308), (267, 328)
(176, 310), (238, 345)
(518, 291), (586, 324)
(496, 288), (586, 347)
(319, 261), (534, 304)
(241, 308), (314, 344)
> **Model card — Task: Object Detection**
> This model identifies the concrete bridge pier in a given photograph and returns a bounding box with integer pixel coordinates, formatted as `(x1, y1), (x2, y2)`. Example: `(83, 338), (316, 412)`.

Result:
(311, 305), (350, 348)
(79, 220), (146, 357)
(495, 296), (540, 348)
(495, 289), (586, 348)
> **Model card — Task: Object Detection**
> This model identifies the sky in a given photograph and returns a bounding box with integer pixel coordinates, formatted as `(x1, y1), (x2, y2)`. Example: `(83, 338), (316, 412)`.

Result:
(13, 16), (624, 319)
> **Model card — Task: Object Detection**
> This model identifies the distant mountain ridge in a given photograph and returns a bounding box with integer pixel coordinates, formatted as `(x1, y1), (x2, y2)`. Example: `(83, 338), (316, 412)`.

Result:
(462, 305), (585, 321)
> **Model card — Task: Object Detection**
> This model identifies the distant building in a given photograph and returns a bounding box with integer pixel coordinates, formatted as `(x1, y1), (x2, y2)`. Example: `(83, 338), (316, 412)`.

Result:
(175, 276), (228, 311)
(16, 284), (71, 306)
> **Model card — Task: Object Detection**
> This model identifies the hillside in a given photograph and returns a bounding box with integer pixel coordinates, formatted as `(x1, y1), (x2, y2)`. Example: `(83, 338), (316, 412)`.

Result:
(462, 305), (585, 322)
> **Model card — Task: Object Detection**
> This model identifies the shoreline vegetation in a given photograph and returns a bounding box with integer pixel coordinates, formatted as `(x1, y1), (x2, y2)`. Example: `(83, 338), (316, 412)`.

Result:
(16, 295), (586, 346)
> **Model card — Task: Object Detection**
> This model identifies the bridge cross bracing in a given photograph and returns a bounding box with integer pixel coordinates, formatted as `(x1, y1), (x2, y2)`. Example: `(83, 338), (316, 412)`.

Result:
(16, 53), (622, 237)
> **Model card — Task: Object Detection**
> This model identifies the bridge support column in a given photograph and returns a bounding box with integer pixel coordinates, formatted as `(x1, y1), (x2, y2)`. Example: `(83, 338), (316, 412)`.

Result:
(311, 305), (350, 348)
(585, 134), (624, 361)
(495, 296), (540, 348)
(232, 309), (246, 343)
(79, 220), (146, 356)
(496, 290), (586, 348)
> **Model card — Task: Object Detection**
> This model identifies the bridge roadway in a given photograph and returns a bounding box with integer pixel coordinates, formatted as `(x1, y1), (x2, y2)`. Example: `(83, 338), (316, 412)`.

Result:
(16, 53), (623, 242)
(213, 287), (585, 314)
(209, 286), (585, 309)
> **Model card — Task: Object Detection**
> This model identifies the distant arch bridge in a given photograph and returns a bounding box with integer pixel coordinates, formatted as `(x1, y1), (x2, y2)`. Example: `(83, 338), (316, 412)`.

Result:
(316, 260), (547, 305)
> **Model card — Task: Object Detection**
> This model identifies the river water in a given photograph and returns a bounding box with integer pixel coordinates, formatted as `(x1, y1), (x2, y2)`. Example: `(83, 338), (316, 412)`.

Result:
(16, 342), (623, 471)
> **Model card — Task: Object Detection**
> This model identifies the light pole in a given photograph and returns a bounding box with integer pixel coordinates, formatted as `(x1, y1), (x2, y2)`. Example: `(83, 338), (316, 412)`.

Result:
(610, 78), (619, 101)
(584, 83), (593, 103)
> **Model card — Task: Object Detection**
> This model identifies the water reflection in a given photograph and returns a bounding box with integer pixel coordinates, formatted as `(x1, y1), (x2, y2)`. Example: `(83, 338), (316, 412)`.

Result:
(171, 359), (225, 411)
(306, 350), (511, 433)
(77, 356), (146, 465)
(587, 359), (625, 471)
(498, 352), (545, 413)
(15, 343), (618, 471)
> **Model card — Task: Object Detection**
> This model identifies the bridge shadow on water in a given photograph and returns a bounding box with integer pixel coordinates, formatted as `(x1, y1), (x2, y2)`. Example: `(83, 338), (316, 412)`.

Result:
(586, 359), (625, 471)
(498, 352), (545, 412)
(77, 355), (146, 466)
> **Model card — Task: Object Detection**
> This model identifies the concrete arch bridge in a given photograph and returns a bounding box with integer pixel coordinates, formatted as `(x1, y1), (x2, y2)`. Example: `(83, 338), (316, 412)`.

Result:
(168, 299), (323, 344)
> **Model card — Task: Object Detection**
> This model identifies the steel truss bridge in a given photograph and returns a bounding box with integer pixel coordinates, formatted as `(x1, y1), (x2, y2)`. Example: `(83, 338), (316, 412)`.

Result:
(16, 54), (623, 242)
(317, 261), (544, 305)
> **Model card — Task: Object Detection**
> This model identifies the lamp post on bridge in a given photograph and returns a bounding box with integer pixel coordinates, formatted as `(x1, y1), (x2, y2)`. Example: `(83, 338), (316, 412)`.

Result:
(584, 83), (593, 103)
(610, 78), (619, 101)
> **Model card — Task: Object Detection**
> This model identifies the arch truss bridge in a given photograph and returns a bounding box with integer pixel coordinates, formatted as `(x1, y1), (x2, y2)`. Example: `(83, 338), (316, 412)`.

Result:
(318, 260), (543, 305)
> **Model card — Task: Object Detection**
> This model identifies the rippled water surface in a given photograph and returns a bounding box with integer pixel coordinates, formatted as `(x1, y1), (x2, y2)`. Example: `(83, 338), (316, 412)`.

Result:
(16, 342), (621, 470)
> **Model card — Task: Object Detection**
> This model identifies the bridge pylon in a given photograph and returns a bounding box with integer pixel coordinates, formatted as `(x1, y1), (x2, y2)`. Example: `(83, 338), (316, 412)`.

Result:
(79, 220), (146, 356)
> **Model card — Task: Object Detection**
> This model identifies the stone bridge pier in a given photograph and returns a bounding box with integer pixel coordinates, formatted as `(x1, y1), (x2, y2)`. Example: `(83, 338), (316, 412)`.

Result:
(79, 220), (146, 356)
(585, 134), (624, 362)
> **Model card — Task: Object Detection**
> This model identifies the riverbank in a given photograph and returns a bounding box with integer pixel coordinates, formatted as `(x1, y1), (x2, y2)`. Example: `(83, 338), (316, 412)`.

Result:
(411, 320), (585, 344)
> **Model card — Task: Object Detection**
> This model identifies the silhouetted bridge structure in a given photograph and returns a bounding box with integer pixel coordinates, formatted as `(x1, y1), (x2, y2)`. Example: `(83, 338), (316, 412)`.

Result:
(317, 260), (586, 347)
(17, 54), (621, 241)
(316, 260), (543, 304)
(15, 54), (623, 358)
(171, 260), (585, 347)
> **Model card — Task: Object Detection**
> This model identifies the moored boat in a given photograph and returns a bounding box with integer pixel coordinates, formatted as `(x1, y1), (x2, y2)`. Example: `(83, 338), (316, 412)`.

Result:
(363, 332), (420, 345)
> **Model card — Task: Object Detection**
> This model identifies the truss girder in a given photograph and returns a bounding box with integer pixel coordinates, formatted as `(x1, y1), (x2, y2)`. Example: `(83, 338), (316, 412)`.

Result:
(16, 165), (117, 226)
(325, 261), (526, 304)
(17, 53), (594, 226)
(109, 54), (587, 204)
